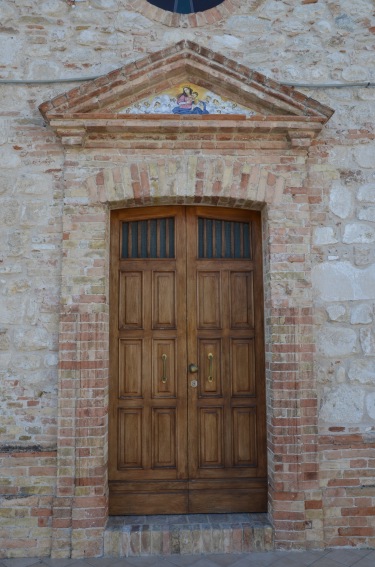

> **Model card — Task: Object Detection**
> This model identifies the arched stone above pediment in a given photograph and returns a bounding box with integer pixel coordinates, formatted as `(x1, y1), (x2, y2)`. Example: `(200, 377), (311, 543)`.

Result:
(132, 0), (267, 28)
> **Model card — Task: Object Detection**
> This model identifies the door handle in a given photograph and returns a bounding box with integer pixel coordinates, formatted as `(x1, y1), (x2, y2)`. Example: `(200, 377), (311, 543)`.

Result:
(189, 363), (198, 373)
(161, 353), (167, 384)
(207, 353), (213, 382)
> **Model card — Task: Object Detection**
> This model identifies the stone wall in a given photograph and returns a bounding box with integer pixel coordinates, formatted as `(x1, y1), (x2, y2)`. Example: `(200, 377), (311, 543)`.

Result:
(0, 0), (374, 557)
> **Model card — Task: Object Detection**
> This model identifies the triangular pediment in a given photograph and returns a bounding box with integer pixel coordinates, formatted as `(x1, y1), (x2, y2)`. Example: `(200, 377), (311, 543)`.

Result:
(39, 41), (334, 147)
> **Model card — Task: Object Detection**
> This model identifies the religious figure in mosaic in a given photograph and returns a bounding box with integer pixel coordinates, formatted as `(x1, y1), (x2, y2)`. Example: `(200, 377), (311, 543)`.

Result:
(173, 86), (209, 115)
(120, 82), (255, 116)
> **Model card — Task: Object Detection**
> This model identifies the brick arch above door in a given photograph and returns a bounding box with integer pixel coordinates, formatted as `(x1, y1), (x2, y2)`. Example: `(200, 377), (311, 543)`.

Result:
(82, 156), (287, 210)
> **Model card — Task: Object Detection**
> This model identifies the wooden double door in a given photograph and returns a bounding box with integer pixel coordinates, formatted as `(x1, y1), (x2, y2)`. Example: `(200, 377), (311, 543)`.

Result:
(109, 206), (267, 515)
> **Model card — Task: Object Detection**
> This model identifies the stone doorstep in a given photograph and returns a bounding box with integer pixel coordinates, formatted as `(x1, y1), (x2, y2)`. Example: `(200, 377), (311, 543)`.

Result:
(104, 513), (274, 556)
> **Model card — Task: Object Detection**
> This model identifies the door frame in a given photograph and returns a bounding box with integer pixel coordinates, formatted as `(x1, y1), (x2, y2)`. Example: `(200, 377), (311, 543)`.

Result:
(53, 154), (319, 555)
(108, 205), (267, 515)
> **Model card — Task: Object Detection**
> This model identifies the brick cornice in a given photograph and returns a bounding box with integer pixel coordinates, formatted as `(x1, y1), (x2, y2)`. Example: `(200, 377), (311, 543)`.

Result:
(39, 42), (334, 149)
(50, 114), (326, 148)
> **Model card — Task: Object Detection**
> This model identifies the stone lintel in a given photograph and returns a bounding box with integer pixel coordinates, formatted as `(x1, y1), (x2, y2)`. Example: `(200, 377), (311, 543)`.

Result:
(50, 116), (324, 147)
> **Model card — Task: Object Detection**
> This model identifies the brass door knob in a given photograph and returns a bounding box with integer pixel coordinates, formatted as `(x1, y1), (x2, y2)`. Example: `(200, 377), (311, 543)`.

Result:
(189, 363), (198, 373)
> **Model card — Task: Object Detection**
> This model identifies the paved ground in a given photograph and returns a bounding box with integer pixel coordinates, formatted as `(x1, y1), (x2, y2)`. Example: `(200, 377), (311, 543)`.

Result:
(1, 549), (375, 567)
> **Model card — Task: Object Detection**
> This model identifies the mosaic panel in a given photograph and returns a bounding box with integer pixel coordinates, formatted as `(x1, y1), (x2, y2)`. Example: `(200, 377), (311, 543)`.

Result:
(120, 83), (256, 116)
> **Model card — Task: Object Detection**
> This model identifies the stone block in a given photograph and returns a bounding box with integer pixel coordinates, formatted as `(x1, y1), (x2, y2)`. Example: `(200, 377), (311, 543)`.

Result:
(342, 65), (367, 81)
(6, 279), (31, 295)
(358, 183), (375, 203)
(0, 146), (22, 169)
(365, 393), (375, 420)
(312, 262), (375, 301)
(320, 385), (365, 424)
(11, 354), (41, 371)
(0, 200), (19, 226)
(359, 327), (375, 355)
(357, 206), (375, 223)
(0, 328), (10, 350)
(329, 182), (352, 219)
(314, 227), (338, 245)
(343, 223), (375, 244)
(349, 359), (375, 384)
(8, 231), (28, 257)
(150, 528), (164, 555)
(14, 328), (51, 351)
(19, 203), (51, 228)
(350, 304), (373, 324)
(326, 304), (346, 322)
(0, 173), (15, 195)
(316, 325), (357, 357)
(336, 14), (355, 32)
(353, 145), (375, 169)
(15, 174), (53, 196)
(354, 246), (373, 267)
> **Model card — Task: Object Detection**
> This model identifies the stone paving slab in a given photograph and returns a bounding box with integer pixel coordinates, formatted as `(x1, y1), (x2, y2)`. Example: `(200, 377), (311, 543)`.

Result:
(1, 550), (375, 567)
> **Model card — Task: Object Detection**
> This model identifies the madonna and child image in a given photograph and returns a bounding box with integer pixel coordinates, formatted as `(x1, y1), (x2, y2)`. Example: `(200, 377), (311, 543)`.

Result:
(172, 86), (208, 114)
(121, 83), (255, 116)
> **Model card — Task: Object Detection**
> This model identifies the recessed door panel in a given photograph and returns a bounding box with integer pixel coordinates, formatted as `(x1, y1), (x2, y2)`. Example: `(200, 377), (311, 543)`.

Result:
(152, 271), (176, 329)
(232, 407), (257, 467)
(118, 408), (143, 469)
(152, 340), (176, 398)
(231, 338), (256, 397)
(198, 339), (222, 397)
(230, 272), (254, 329)
(152, 408), (177, 468)
(199, 407), (224, 468)
(119, 272), (143, 329)
(118, 339), (143, 398)
(197, 272), (221, 329)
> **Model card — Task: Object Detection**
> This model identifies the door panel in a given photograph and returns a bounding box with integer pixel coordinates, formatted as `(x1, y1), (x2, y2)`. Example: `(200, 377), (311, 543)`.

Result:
(230, 271), (254, 329)
(152, 340), (176, 398)
(152, 271), (176, 329)
(198, 340), (222, 397)
(152, 408), (176, 468)
(186, 207), (266, 512)
(109, 207), (188, 513)
(197, 272), (222, 329)
(118, 409), (142, 468)
(109, 206), (266, 515)
(231, 339), (256, 396)
(199, 407), (224, 468)
(119, 272), (143, 329)
(232, 407), (258, 466)
(118, 339), (143, 398)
